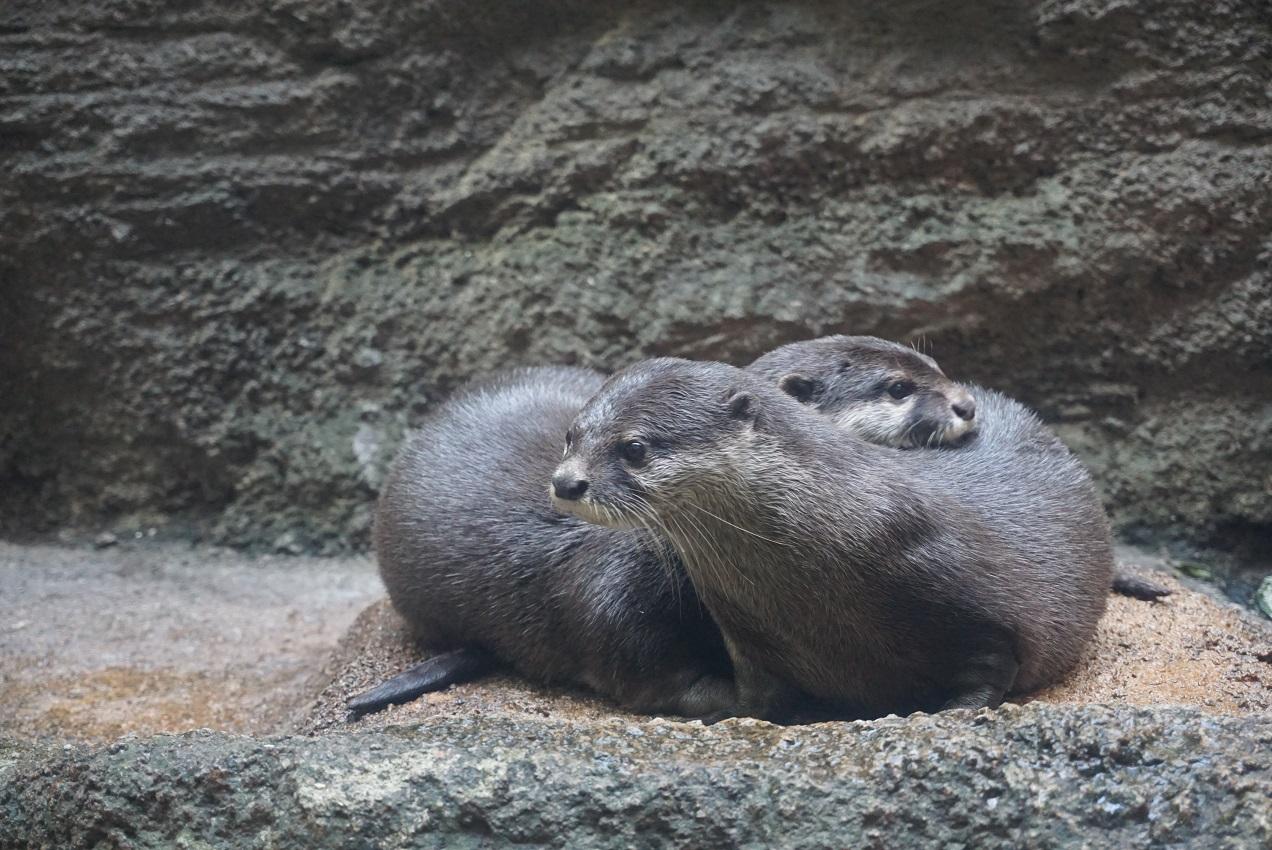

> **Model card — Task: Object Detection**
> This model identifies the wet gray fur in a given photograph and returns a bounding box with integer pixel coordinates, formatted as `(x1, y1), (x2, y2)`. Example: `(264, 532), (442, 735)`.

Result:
(555, 357), (1113, 720)
(749, 335), (1166, 602)
(367, 344), (974, 717)
(373, 366), (734, 716)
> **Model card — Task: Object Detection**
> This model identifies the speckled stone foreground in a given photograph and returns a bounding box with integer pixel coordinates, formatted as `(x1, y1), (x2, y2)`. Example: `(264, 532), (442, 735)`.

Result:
(3, 705), (1268, 849)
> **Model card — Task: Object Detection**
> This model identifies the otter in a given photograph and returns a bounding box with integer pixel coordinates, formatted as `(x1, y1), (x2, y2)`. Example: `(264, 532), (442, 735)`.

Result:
(352, 346), (981, 718)
(749, 335), (1167, 601)
(352, 339), (1153, 718)
(752, 335), (979, 449)
(350, 348), (978, 719)
(348, 367), (733, 719)
(552, 358), (1114, 720)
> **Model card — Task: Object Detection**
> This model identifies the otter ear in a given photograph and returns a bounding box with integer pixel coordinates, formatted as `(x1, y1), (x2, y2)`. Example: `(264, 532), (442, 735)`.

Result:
(777, 373), (819, 404)
(726, 390), (756, 421)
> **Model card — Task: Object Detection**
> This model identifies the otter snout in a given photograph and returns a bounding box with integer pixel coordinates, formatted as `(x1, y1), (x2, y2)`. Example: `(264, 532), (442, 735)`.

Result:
(552, 472), (589, 500)
(551, 455), (591, 503)
(951, 392), (976, 422)
(550, 457), (629, 528)
(939, 386), (979, 445)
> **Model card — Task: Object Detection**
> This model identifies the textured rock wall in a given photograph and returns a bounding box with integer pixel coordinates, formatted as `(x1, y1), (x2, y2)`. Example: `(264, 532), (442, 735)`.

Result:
(3, 0), (1270, 554)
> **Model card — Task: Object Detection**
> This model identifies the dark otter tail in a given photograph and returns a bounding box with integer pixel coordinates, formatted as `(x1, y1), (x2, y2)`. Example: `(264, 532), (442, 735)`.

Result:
(346, 647), (496, 720)
(1111, 569), (1171, 602)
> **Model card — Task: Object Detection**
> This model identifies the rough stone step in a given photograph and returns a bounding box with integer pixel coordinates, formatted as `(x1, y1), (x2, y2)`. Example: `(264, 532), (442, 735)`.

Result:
(2, 705), (1269, 848)
(2, 541), (1269, 846)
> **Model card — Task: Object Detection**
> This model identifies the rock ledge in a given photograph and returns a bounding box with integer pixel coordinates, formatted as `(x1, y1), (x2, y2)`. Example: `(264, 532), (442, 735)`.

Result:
(3, 705), (1269, 848)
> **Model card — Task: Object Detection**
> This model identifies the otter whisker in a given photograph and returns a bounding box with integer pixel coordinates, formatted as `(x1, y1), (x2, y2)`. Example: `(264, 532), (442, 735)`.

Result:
(666, 510), (732, 594)
(663, 511), (712, 586)
(677, 507), (758, 590)
(687, 503), (790, 548)
(694, 516), (750, 592)
(898, 418), (925, 449)
(629, 498), (683, 606)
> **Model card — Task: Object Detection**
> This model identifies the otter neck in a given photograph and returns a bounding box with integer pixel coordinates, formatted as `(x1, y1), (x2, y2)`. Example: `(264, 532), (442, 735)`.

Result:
(657, 427), (863, 591)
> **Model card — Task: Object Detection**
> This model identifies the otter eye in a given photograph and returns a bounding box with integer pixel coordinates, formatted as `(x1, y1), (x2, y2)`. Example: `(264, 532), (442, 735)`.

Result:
(619, 439), (648, 467)
(887, 381), (915, 400)
(563, 431), (574, 456)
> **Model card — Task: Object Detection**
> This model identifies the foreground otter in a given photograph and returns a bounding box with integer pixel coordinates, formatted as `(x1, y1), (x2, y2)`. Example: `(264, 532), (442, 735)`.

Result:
(353, 367), (733, 719)
(553, 358), (1113, 719)
(749, 336), (1168, 602)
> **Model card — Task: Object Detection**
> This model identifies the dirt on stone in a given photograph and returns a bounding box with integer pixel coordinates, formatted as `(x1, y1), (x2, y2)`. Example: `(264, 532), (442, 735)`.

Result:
(1029, 570), (1271, 715)
(299, 562), (1271, 734)
(0, 541), (381, 741)
(297, 598), (623, 734)
(6, 540), (1265, 743)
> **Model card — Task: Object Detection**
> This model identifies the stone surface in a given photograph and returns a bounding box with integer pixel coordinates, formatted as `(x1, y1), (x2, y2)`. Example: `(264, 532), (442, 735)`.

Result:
(0, 541), (380, 740)
(2, 0), (1270, 565)
(1, 542), (1268, 847)
(3, 705), (1270, 848)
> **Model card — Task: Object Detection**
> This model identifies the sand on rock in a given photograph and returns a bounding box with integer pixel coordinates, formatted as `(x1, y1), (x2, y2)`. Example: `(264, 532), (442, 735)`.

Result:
(298, 561), (1271, 734)
(1029, 570), (1270, 714)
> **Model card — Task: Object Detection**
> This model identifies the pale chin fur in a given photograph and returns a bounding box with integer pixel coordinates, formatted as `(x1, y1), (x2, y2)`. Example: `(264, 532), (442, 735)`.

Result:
(834, 399), (914, 448)
(942, 415), (976, 444)
(549, 492), (642, 529)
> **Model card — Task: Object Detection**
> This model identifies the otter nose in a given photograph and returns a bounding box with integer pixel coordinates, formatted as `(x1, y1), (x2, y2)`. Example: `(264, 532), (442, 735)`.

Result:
(552, 474), (589, 501)
(951, 395), (976, 421)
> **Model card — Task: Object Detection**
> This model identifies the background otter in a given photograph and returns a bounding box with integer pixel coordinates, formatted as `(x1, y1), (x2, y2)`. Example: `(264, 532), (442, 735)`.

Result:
(553, 358), (1114, 720)
(354, 366), (733, 719)
(752, 335), (979, 449)
(751, 336), (1169, 602)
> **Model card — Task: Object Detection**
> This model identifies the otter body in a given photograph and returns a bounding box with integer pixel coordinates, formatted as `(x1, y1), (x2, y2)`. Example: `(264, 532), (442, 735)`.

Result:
(363, 366), (732, 718)
(354, 346), (978, 718)
(553, 359), (1113, 719)
(749, 335), (1166, 602)
(357, 337), (1150, 719)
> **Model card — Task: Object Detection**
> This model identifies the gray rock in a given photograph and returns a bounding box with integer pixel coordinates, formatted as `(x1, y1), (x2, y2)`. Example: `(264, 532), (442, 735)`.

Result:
(1, 705), (1269, 848)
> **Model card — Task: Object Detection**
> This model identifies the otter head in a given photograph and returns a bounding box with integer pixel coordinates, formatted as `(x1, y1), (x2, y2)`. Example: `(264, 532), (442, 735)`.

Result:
(550, 358), (763, 529)
(748, 335), (977, 449)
